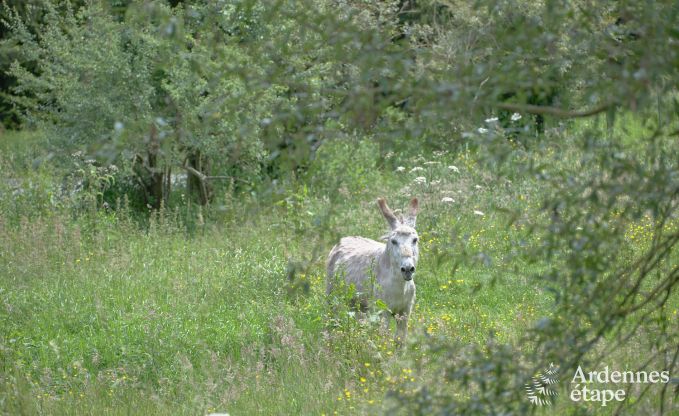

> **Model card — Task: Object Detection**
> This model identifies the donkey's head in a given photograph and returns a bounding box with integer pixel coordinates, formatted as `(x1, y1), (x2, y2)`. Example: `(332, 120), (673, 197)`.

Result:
(378, 197), (419, 281)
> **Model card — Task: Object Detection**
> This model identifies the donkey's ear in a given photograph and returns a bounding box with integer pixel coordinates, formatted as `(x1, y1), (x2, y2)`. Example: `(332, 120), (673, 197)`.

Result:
(377, 198), (399, 229)
(405, 197), (419, 227)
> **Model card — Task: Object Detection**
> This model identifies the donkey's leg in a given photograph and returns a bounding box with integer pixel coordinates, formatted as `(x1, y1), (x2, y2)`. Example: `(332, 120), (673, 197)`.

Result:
(380, 310), (392, 333)
(395, 314), (409, 346)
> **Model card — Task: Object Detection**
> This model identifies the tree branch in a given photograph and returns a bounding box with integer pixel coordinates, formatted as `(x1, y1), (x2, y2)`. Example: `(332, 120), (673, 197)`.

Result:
(182, 164), (207, 182)
(496, 102), (611, 118)
(180, 165), (248, 183)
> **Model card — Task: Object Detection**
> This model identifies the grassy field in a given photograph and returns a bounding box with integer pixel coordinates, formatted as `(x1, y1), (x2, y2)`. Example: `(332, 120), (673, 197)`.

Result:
(1, 122), (677, 415)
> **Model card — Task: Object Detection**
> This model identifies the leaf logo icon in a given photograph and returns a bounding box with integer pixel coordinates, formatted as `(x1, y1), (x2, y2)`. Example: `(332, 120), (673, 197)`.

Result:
(525, 363), (560, 406)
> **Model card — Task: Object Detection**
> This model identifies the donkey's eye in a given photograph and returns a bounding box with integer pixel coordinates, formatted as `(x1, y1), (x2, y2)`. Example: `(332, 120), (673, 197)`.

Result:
(413, 238), (418, 244)
(391, 239), (398, 245)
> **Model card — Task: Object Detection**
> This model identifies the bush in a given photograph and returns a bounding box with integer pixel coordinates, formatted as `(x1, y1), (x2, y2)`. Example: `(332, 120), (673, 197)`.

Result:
(307, 137), (382, 196)
(3, 1), (275, 208)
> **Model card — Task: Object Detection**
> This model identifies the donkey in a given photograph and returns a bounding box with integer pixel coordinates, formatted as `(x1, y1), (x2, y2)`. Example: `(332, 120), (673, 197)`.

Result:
(327, 197), (420, 343)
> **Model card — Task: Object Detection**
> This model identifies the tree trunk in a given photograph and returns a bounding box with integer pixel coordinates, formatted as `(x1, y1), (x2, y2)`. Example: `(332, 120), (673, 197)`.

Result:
(146, 123), (164, 210)
(187, 150), (212, 205)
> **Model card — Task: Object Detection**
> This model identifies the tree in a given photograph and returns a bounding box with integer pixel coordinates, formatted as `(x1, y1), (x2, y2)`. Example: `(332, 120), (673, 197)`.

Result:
(3, 1), (279, 207)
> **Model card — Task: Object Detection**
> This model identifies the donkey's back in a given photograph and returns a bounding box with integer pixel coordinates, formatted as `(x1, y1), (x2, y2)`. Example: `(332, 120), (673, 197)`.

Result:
(326, 236), (384, 294)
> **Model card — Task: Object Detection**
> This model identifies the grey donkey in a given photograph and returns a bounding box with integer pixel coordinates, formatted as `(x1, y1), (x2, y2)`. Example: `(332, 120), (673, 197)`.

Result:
(327, 197), (420, 343)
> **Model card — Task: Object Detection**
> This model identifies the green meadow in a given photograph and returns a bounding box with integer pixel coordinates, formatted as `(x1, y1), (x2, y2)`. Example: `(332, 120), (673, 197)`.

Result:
(1, 116), (677, 415)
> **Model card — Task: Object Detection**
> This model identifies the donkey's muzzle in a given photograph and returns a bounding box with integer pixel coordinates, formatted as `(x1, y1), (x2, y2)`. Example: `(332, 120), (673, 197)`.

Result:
(401, 265), (415, 281)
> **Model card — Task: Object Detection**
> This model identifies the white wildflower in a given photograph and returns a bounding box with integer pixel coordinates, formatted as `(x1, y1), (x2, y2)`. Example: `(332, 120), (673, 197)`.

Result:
(511, 112), (522, 121)
(441, 197), (454, 203)
(477, 127), (488, 134)
(473, 210), (485, 216)
(448, 165), (459, 173)
(413, 176), (427, 185)
(424, 161), (440, 165)
(410, 166), (424, 173)
(485, 117), (499, 124)
(431, 180), (441, 185)
(396, 166), (406, 172)
(475, 185), (483, 190)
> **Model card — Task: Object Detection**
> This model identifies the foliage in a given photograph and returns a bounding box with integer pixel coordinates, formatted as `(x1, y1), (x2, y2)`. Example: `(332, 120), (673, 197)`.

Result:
(307, 136), (382, 195)
(3, 1), (283, 207)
